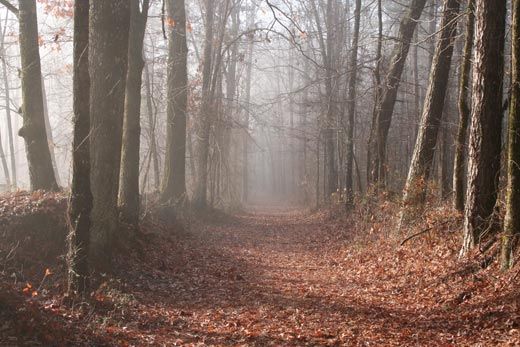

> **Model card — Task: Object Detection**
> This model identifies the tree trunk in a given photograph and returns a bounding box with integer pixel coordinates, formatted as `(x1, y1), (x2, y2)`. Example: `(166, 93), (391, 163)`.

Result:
(223, 5), (239, 203)
(88, 0), (131, 270)
(143, 60), (160, 190)
(160, 0), (188, 208)
(118, 0), (149, 226)
(0, 122), (10, 187)
(67, 0), (91, 294)
(345, 0), (361, 206)
(41, 79), (61, 187)
(242, 27), (254, 203)
(324, 0), (338, 201)
(0, 15), (16, 188)
(501, 0), (520, 270)
(193, 0), (215, 210)
(0, 17), (11, 189)
(17, 0), (58, 191)
(453, 0), (475, 212)
(399, 0), (460, 227)
(367, 0), (428, 187)
(440, 106), (452, 199)
(367, 0), (382, 190)
(461, 0), (506, 256)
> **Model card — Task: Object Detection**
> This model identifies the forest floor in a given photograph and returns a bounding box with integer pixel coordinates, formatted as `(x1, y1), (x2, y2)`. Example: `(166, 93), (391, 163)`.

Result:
(1, 192), (520, 346)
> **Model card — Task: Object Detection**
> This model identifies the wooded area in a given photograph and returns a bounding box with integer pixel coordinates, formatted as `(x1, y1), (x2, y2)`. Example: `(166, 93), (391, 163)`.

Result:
(0, 0), (519, 345)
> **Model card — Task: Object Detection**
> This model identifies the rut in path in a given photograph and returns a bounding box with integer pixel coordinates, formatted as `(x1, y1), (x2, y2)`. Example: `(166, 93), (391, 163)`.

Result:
(116, 207), (512, 346)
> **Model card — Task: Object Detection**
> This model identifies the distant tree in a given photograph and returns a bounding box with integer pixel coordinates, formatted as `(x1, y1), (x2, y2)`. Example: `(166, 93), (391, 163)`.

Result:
(242, 6), (255, 204)
(461, 0), (506, 256)
(501, 0), (520, 270)
(344, 0), (361, 206)
(88, 1), (131, 270)
(193, 0), (216, 210)
(160, 0), (188, 208)
(0, 15), (16, 189)
(118, 0), (150, 226)
(367, 0), (382, 187)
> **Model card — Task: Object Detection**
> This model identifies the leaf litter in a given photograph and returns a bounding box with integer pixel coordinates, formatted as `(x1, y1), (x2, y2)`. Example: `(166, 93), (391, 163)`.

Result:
(0, 192), (519, 346)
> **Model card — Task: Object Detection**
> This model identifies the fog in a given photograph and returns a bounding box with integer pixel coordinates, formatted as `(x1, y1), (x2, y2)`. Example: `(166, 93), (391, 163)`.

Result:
(0, 0), (450, 210)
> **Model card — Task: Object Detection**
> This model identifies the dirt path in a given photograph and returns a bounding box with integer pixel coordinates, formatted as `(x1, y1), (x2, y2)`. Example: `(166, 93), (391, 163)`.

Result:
(109, 209), (516, 346)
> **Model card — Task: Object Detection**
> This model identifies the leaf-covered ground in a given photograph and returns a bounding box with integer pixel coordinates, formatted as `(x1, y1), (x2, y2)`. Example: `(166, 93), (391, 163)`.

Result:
(1, 194), (519, 346)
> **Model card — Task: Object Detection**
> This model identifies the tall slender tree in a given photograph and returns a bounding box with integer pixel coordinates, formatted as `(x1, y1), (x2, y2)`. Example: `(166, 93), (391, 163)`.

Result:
(160, 0), (188, 208)
(118, 0), (150, 226)
(399, 0), (460, 226)
(17, 0), (58, 191)
(67, 0), (91, 294)
(193, 0), (216, 210)
(501, 0), (520, 270)
(367, 0), (428, 187)
(367, 0), (383, 188)
(0, 13), (16, 189)
(453, 0), (475, 212)
(242, 4), (256, 203)
(344, 0), (361, 206)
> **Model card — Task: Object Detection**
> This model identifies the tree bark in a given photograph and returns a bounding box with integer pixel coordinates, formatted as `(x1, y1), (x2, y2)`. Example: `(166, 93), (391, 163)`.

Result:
(0, 120), (10, 187)
(461, 0), (506, 256)
(324, 0), (338, 201)
(367, 0), (428, 187)
(242, 20), (254, 203)
(367, 0), (382, 190)
(88, 0), (130, 270)
(67, 0), (91, 294)
(118, 0), (149, 226)
(223, 5), (239, 203)
(193, 0), (215, 210)
(501, 0), (520, 270)
(160, 0), (188, 208)
(41, 79), (61, 187)
(0, 16), (16, 189)
(345, 0), (361, 206)
(399, 0), (460, 226)
(143, 60), (160, 190)
(17, 0), (58, 191)
(453, 0), (475, 212)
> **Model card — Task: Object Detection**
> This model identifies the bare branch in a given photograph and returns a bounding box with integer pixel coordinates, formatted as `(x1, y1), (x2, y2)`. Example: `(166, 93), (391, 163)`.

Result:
(0, 0), (18, 17)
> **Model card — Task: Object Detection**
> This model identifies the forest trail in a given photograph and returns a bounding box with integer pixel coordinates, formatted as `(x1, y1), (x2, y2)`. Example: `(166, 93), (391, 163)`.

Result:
(111, 208), (514, 346)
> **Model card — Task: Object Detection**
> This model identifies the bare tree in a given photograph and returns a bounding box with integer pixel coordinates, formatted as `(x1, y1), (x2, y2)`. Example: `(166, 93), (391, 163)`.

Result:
(453, 0), (475, 212)
(160, 0), (188, 207)
(501, 0), (520, 270)
(67, 0), (91, 294)
(399, 0), (460, 226)
(88, 1), (131, 270)
(193, 0), (216, 210)
(17, 0), (58, 191)
(344, 0), (361, 206)
(0, 12), (16, 189)
(461, 0), (507, 256)
(118, 0), (150, 226)
(367, 0), (428, 187)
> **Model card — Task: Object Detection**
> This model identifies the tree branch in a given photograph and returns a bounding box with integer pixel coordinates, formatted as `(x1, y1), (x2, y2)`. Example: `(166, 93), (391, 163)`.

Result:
(400, 221), (450, 246)
(0, 0), (18, 17)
